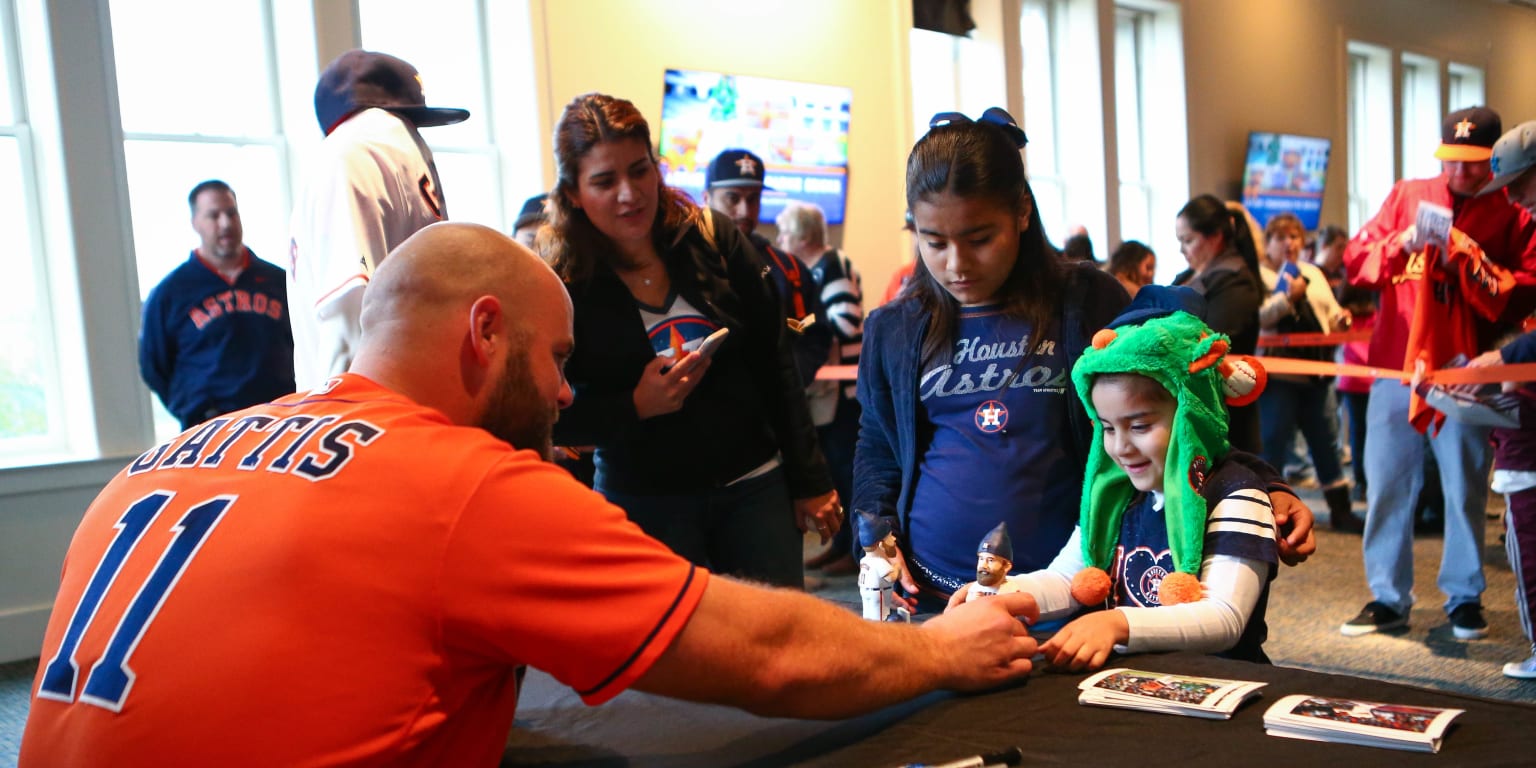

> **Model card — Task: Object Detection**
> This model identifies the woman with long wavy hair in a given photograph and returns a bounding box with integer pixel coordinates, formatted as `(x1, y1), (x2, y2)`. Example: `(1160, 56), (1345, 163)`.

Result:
(542, 93), (838, 589)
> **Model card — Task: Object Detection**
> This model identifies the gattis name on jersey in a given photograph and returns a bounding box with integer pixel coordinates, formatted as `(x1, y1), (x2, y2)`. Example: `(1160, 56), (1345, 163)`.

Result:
(127, 413), (384, 482)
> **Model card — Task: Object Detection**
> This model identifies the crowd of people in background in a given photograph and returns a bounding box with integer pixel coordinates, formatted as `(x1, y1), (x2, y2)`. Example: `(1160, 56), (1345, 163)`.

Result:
(27, 43), (1536, 765)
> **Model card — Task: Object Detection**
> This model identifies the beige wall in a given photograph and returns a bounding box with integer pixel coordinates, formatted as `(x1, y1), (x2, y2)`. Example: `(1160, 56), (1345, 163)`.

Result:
(1181, 0), (1536, 229)
(534, 0), (915, 302)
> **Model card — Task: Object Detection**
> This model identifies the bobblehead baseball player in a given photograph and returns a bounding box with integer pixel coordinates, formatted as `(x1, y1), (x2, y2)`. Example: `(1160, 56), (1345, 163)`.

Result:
(287, 49), (470, 390)
(857, 511), (911, 622)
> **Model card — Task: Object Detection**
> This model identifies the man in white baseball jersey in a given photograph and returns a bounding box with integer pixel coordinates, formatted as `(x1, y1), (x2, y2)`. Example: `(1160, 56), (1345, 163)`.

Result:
(288, 49), (470, 389)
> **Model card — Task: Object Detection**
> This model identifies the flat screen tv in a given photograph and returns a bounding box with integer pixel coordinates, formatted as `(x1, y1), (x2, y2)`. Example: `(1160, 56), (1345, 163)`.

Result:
(1241, 132), (1332, 231)
(658, 68), (851, 225)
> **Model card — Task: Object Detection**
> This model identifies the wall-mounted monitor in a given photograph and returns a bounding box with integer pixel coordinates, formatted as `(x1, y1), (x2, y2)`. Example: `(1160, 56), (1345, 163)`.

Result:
(658, 68), (851, 225)
(1241, 132), (1332, 231)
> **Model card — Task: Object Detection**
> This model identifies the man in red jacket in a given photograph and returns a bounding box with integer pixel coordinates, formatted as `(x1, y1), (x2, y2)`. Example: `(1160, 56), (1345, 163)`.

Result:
(1340, 106), (1536, 641)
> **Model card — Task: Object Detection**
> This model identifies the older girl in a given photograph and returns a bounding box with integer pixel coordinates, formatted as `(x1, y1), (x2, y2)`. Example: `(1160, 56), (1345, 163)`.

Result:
(855, 109), (1312, 609)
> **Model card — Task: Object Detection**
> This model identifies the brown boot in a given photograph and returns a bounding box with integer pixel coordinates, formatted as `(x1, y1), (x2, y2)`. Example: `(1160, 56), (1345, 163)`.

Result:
(1325, 483), (1363, 533)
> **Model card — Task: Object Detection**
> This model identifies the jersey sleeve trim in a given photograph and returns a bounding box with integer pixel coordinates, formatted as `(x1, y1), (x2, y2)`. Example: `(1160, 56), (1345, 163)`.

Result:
(576, 564), (706, 704)
(313, 273), (370, 308)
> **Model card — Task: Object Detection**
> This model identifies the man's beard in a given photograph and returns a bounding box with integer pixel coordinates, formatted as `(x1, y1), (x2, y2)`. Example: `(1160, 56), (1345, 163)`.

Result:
(480, 351), (554, 461)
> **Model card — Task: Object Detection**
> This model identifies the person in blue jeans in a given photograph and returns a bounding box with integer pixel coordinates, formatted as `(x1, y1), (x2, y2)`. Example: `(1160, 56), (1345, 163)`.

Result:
(853, 107), (1315, 613)
(1255, 212), (1356, 531)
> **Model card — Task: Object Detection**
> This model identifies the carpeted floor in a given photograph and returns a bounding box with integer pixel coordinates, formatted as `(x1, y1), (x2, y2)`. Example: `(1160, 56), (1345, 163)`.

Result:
(2, 487), (1532, 765)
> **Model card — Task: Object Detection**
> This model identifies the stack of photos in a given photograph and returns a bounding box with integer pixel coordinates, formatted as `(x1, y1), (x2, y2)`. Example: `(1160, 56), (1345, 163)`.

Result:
(1076, 668), (1268, 720)
(1263, 694), (1465, 753)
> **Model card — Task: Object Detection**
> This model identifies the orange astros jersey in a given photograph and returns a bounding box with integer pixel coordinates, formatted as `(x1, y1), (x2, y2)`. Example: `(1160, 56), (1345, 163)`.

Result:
(20, 374), (708, 767)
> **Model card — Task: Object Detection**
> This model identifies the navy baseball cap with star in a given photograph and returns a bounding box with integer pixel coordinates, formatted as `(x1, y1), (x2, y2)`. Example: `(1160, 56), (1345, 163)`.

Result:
(705, 149), (773, 190)
(1434, 106), (1501, 162)
(314, 49), (470, 136)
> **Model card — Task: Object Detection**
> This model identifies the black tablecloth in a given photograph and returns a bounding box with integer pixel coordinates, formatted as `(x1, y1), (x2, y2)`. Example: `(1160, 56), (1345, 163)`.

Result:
(503, 652), (1536, 767)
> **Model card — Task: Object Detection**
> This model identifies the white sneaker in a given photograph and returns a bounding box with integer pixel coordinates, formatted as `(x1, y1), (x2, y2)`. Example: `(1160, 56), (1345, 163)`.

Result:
(1504, 655), (1536, 679)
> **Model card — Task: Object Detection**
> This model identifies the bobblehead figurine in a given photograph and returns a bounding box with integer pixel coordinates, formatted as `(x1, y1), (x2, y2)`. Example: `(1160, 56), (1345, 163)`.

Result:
(966, 522), (1022, 602)
(857, 511), (910, 622)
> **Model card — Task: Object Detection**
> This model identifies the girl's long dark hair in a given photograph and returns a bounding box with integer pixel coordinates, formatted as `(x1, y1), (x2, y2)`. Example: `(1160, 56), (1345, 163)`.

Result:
(545, 92), (702, 283)
(905, 116), (1064, 368)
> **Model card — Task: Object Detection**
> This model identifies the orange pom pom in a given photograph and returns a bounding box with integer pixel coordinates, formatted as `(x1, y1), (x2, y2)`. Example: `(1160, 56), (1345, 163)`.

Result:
(1091, 328), (1117, 350)
(1071, 567), (1112, 605)
(1158, 572), (1203, 605)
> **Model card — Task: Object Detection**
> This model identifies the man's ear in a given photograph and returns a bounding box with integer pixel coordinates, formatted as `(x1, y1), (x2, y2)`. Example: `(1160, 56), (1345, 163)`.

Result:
(467, 295), (504, 366)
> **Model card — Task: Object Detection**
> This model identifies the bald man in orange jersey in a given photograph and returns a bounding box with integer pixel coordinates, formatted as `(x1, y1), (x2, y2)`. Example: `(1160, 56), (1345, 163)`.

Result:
(21, 222), (1040, 767)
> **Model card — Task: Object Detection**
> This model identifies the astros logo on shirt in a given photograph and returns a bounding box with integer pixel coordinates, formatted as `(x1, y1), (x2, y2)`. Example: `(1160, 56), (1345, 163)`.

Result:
(974, 400), (1008, 432)
(1120, 546), (1175, 607)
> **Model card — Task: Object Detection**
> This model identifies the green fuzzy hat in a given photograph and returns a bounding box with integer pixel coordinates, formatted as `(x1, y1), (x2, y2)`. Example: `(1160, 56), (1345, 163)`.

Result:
(1070, 309), (1265, 577)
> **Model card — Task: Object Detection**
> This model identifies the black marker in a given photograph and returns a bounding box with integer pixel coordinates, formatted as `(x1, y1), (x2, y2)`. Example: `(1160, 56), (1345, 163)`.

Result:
(898, 746), (1024, 768)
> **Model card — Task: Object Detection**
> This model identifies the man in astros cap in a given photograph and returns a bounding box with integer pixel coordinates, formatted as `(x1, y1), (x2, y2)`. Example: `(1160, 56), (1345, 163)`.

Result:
(1341, 106), (1536, 642)
(288, 50), (470, 391)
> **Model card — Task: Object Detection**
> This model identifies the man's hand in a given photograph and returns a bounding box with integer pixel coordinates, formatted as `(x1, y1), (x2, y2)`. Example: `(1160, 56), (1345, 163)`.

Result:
(633, 352), (709, 420)
(1396, 225), (1419, 256)
(921, 591), (1039, 691)
(1467, 347), (1519, 393)
(794, 491), (842, 545)
(1271, 490), (1317, 566)
(1038, 609), (1128, 672)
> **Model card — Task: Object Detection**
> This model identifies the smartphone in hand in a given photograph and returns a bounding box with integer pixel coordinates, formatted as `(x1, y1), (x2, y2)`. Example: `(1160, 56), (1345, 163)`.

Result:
(695, 327), (730, 358)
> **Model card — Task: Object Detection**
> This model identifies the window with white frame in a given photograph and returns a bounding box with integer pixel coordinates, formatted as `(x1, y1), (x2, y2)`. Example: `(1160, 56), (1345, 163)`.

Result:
(360, 0), (544, 228)
(1400, 52), (1441, 182)
(109, 0), (295, 441)
(1114, 8), (1151, 248)
(1448, 62), (1486, 112)
(908, 18), (1008, 144)
(1113, 0), (1187, 283)
(1019, 0), (1068, 244)
(1346, 41), (1394, 234)
(1020, 0), (1108, 254)
(909, 28), (964, 144)
(0, 0), (65, 458)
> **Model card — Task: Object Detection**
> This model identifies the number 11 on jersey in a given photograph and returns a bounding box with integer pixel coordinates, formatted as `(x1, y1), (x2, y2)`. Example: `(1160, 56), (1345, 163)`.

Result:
(37, 491), (232, 712)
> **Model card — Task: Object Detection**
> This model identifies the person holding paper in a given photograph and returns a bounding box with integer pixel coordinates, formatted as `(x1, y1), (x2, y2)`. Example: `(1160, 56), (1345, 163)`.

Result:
(541, 93), (838, 589)
(1340, 106), (1536, 641)
(1255, 212), (1357, 531)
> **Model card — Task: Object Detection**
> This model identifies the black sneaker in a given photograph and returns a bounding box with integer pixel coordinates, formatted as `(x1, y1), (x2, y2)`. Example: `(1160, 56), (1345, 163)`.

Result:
(1449, 603), (1488, 640)
(1340, 601), (1408, 636)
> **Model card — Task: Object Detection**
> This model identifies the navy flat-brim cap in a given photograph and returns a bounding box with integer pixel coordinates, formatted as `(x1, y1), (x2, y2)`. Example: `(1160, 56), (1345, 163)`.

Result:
(705, 148), (772, 190)
(1107, 284), (1208, 329)
(315, 49), (470, 135)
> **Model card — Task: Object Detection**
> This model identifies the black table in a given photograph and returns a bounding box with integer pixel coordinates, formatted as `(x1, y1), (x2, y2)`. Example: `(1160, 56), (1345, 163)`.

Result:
(503, 652), (1536, 767)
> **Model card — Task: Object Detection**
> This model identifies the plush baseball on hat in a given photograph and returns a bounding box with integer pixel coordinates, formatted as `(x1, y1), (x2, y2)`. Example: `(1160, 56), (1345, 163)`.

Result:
(1068, 297), (1266, 608)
